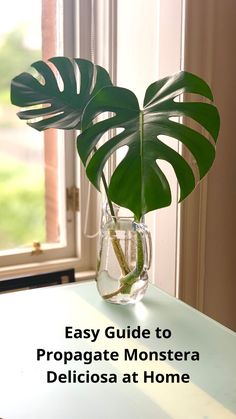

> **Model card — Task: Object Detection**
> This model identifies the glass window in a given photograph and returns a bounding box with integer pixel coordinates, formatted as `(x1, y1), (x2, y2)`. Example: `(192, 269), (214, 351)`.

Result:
(0, 0), (183, 289)
(0, 0), (43, 251)
(0, 0), (79, 274)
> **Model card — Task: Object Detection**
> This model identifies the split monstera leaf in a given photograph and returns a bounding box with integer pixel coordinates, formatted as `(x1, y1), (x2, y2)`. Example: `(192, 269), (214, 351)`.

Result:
(11, 57), (220, 221)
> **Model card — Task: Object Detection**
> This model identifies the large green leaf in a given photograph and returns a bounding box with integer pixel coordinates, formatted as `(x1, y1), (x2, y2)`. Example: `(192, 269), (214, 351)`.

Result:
(11, 59), (220, 219)
(10, 57), (112, 131)
(77, 71), (220, 219)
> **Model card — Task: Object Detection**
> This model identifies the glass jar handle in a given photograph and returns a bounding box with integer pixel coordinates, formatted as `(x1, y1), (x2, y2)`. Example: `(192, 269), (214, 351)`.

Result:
(135, 223), (152, 270)
(145, 228), (152, 269)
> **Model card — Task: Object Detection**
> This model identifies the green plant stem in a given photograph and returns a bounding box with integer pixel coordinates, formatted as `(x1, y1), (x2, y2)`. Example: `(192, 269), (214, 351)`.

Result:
(101, 172), (115, 218)
(100, 172), (131, 276)
(109, 229), (131, 276)
(120, 231), (144, 293)
(102, 229), (144, 300)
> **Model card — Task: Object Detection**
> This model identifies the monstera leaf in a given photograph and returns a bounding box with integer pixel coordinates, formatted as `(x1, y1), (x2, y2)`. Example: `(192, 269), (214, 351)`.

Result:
(10, 57), (112, 131)
(11, 58), (220, 220)
(77, 71), (220, 220)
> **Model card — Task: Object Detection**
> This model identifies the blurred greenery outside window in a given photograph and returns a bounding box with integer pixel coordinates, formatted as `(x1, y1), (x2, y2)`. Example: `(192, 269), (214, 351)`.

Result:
(0, 0), (61, 252)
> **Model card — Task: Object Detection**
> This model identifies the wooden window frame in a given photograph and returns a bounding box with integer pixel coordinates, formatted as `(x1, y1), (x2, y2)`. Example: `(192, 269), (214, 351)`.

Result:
(0, 0), (100, 280)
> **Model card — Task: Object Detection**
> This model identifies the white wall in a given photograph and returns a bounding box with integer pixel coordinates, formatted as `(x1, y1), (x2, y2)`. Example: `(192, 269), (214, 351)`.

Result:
(180, 0), (236, 331)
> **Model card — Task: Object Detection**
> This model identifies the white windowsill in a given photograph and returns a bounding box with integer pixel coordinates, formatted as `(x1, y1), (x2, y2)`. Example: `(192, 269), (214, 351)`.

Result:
(0, 257), (96, 281)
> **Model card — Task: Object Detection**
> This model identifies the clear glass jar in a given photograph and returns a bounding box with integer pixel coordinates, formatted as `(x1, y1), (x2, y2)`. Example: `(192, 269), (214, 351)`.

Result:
(96, 207), (152, 304)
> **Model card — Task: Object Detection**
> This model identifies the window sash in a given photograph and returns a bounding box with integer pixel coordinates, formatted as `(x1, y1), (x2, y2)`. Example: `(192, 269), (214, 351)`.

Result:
(0, 0), (97, 277)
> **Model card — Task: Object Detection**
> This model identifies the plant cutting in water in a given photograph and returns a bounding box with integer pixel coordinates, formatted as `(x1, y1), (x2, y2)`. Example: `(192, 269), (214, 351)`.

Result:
(10, 57), (220, 303)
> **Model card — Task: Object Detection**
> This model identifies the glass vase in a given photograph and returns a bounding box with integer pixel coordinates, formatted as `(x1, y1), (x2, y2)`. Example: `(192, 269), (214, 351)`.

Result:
(96, 206), (152, 304)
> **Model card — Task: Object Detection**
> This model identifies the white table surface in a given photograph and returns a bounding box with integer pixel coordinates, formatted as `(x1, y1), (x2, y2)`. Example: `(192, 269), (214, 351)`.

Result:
(0, 281), (235, 419)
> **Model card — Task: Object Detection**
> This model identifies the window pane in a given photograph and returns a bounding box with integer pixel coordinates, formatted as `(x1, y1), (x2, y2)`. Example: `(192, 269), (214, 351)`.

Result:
(0, 0), (65, 252)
